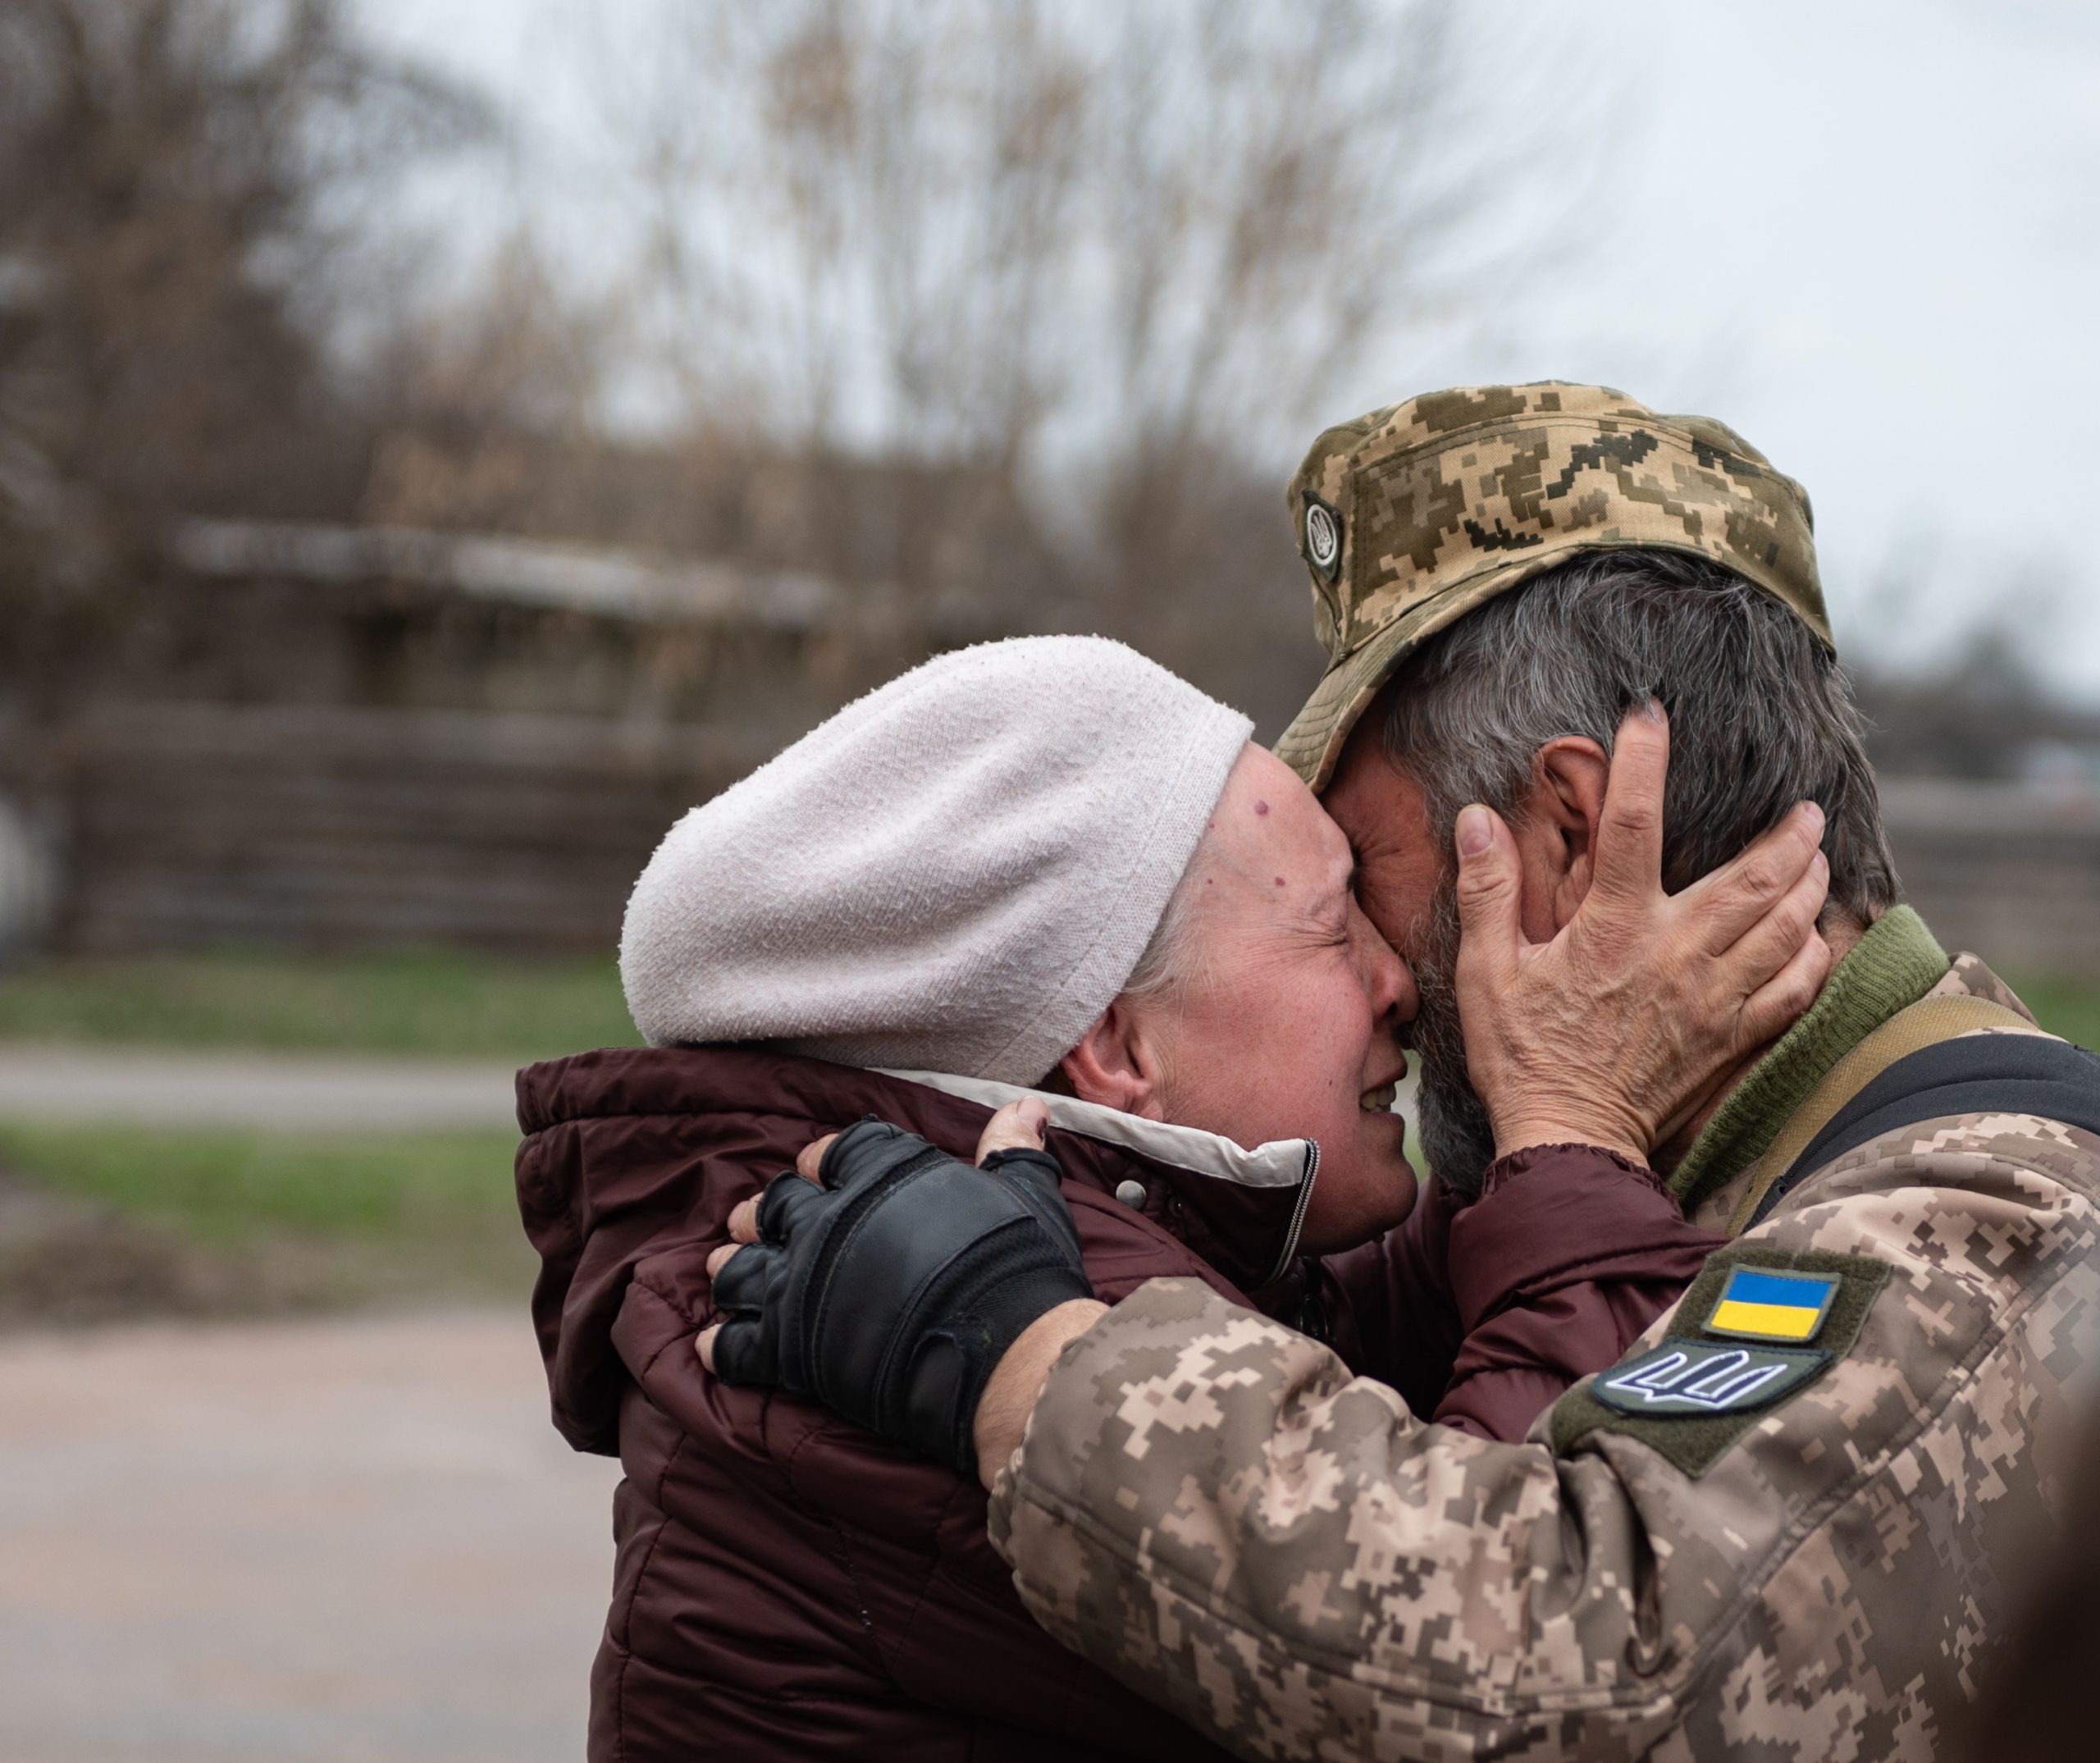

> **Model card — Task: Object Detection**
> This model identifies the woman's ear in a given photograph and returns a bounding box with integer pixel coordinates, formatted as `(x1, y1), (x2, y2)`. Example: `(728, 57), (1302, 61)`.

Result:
(1057, 998), (1171, 1120)
(1521, 735), (1612, 931)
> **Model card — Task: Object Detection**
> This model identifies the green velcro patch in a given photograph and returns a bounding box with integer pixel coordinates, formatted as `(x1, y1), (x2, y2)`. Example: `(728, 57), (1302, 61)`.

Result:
(1549, 1245), (1890, 1478)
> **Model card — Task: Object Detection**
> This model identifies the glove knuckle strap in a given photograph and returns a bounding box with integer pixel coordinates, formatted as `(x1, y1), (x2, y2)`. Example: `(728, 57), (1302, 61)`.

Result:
(716, 1121), (1093, 1478)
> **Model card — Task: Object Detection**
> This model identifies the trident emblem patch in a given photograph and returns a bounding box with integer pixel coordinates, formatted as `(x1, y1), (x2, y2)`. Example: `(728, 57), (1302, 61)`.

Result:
(1302, 493), (1343, 580)
(1592, 1341), (1830, 1418)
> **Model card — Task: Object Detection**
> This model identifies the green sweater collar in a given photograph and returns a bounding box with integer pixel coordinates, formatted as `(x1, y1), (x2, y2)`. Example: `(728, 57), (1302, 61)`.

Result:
(1669, 905), (1949, 1213)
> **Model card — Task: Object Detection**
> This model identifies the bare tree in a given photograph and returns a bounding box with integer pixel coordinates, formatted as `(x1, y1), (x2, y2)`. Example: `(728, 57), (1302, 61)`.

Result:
(584, 0), (1555, 726)
(355, 233), (627, 536)
(1850, 548), (2094, 779)
(0, 0), (485, 701)
(617, 0), (1497, 455)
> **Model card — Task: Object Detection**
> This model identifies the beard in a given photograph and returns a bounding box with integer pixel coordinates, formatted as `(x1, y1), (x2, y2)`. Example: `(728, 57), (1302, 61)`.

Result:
(1405, 887), (1500, 1199)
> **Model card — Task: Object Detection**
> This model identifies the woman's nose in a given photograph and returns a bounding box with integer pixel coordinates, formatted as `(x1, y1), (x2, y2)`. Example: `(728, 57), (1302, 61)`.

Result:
(1356, 907), (1419, 1025)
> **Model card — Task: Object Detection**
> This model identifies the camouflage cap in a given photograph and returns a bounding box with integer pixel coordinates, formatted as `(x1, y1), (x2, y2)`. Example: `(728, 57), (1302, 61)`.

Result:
(1276, 381), (1830, 790)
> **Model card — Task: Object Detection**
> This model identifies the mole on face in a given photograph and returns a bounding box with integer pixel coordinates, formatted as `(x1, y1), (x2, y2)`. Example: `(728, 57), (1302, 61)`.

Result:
(1274, 876), (1286, 888)
(1253, 800), (1271, 816)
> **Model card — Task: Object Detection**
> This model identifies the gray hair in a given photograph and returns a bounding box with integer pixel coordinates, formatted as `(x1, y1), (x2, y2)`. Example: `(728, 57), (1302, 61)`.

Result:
(1119, 837), (1216, 1000)
(1381, 548), (1898, 922)
(1037, 834), (1210, 1090)
(1377, 547), (1898, 1198)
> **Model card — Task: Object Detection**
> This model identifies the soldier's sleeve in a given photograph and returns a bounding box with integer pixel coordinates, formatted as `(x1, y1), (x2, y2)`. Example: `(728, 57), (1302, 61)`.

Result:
(985, 1118), (2100, 1761)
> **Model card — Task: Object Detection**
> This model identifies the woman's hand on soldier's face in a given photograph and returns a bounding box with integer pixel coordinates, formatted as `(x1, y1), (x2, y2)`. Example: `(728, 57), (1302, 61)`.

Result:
(1452, 701), (1833, 1165)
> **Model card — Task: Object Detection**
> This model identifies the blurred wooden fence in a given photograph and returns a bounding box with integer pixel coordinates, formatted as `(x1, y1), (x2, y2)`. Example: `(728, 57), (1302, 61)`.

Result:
(1874, 779), (2100, 980)
(11, 703), (778, 952)
(7, 707), (2100, 976)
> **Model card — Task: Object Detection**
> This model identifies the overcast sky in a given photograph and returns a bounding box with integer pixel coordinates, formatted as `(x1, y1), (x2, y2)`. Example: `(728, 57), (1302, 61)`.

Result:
(356, 0), (2100, 700)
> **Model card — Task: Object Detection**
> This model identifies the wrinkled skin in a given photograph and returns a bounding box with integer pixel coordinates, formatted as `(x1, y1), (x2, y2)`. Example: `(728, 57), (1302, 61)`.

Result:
(1324, 699), (1835, 1193)
(1064, 742), (1419, 1255)
(703, 706), (1838, 1486)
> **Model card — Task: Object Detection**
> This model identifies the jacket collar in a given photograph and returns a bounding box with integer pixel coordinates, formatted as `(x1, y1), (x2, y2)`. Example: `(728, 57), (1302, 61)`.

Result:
(1670, 906), (1951, 1213)
(886, 1069), (1317, 1190)
(888, 1068), (1321, 1290)
(517, 1044), (1319, 1295)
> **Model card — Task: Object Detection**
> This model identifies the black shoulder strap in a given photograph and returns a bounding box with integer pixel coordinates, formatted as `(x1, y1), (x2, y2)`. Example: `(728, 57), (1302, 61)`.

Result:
(1750, 1034), (2100, 1231)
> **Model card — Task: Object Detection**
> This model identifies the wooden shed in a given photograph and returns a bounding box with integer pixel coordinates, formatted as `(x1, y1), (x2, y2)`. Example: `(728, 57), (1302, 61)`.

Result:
(7, 520), (991, 952)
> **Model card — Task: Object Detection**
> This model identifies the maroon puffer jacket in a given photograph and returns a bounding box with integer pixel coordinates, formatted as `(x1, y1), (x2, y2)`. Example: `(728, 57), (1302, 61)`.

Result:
(515, 1047), (1723, 1761)
(1319, 1142), (1728, 1437)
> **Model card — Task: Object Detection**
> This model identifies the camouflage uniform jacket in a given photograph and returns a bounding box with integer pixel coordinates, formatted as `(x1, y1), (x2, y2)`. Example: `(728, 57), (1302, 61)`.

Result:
(984, 945), (2100, 1761)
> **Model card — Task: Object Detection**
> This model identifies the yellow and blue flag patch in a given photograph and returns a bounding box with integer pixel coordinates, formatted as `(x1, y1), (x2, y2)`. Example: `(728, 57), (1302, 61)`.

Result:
(1705, 1266), (1840, 1344)
(1554, 1249), (1888, 1477)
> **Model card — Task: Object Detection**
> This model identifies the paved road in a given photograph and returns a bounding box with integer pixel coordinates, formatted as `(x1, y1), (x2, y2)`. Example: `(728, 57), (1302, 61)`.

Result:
(0, 1047), (521, 1130)
(0, 1310), (620, 1762)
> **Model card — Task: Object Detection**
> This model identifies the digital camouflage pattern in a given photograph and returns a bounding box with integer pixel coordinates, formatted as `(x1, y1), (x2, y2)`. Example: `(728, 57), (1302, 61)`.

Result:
(986, 957), (2100, 1761)
(1275, 383), (1829, 790)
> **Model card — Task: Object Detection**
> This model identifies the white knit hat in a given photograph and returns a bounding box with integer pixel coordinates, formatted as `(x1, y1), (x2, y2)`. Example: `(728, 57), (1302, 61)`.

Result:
(619, 636), (1253, 1084)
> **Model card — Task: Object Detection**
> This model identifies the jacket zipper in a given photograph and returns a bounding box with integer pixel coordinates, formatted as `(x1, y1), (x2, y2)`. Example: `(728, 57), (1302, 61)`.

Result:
(1264, 1140), (1320, 1286)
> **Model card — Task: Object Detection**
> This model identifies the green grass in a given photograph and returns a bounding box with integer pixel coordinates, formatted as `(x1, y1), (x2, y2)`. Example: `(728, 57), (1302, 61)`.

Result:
(0, 1122), (535, 1304)
(2004, 974), (2100, 1052)
(0, 1121), (524, 1244)
(0, 948), (637, 1059)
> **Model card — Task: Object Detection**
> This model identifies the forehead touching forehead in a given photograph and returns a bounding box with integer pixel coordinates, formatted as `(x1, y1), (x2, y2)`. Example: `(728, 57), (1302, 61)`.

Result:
(1200, 744), (1354, 906)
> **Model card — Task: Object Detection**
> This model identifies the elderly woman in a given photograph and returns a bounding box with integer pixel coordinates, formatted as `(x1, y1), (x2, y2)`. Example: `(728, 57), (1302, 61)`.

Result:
(515, 637), (1825, 1762)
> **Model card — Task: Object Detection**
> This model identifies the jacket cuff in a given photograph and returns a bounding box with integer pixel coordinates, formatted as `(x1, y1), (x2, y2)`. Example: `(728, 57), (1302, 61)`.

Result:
(1477, 1142), (1657, 1201)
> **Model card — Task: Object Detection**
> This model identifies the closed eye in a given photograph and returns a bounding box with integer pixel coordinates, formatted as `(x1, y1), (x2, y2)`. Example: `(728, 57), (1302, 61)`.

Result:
(1319, 860), (1358, 944)
(1312, 902), (1352, 947)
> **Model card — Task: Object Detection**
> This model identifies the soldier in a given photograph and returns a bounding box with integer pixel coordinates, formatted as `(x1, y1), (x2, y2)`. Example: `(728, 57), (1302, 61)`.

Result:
(701, 385), (2100, 1760)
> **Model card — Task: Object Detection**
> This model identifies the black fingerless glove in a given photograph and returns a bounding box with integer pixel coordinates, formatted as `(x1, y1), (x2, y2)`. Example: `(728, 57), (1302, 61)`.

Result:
(708, 1117), (1092, 1477)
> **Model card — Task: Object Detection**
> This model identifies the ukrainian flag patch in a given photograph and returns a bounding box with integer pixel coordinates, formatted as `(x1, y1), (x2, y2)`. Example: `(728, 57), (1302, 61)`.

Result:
(1550, 1248), (1888, 1477)
(1705, 1266), (1839, 1344)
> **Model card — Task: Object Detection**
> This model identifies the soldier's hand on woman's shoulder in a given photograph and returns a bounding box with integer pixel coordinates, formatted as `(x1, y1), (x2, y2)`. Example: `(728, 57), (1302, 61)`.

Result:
(696, 1098), (1101, 1481)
